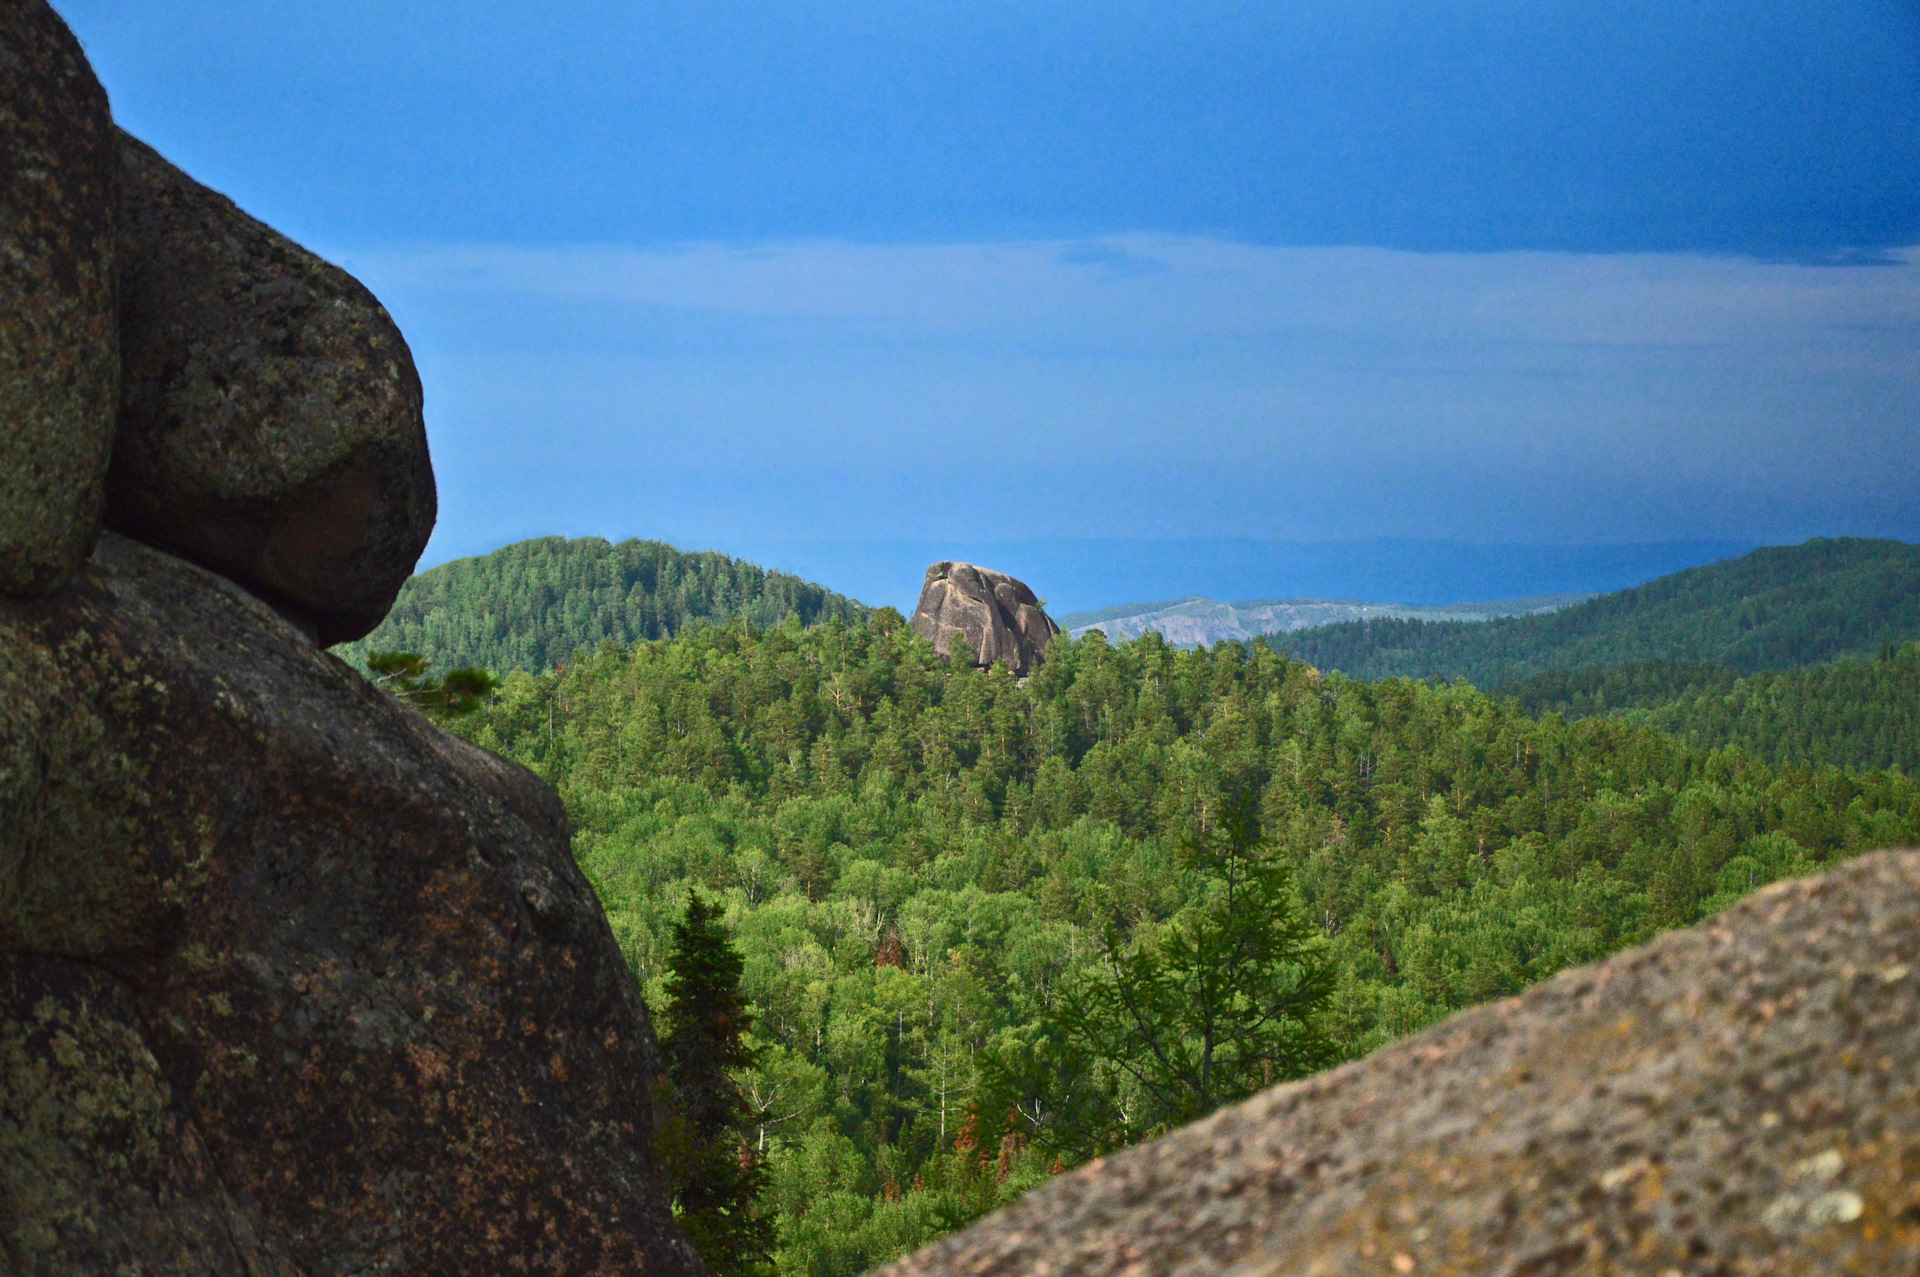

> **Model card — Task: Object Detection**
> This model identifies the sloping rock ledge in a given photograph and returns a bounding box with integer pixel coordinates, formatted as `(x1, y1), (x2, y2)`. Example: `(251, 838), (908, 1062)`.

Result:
(880, 849), (1920, 1277)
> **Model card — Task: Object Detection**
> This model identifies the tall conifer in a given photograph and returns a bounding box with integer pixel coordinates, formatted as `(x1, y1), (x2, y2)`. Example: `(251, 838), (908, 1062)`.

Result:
(658, 891), (774, 1276)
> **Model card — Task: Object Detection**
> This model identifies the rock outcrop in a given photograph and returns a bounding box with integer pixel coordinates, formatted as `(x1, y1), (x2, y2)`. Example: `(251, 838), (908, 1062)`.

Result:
(111, 131), (435, 646)
(882, 849), (1920, 1277)
(2, 8), (699, 1272)
(0, 0), (119, 596)
(911, 561), (1059, 677)
(2, 534), (702, 1274)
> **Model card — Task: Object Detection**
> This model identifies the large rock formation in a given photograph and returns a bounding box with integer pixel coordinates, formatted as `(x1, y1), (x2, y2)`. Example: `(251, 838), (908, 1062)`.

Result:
(881, 849), (1920, 1277)
(111, 131), (435, 646)
(911, 561), (1059, 677)
(0, 537), (703, 1274)
(1, 8), (699, 1271)
(0, 0), (119, 596)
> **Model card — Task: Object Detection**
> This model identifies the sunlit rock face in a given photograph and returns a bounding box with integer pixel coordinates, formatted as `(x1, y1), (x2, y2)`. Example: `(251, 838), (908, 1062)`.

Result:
(879, 849), (1920, 1277)
(0, 0), (119, 597)
(911, 561), (1060, 677)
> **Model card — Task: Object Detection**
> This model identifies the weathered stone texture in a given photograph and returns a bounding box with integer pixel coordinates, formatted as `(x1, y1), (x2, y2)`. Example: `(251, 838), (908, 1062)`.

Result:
(0, 534), (702, 1275)
(0, 954), (295, 1274)
(881, 849), (1920, 1277)
(110, 132), (435, 645)
(911, 561), (1059, 677)
(0, 0), (118, 596)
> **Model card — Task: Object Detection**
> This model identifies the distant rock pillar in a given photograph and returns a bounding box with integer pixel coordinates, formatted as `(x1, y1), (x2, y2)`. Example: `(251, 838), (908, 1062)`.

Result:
(910, 561), (1060, 676)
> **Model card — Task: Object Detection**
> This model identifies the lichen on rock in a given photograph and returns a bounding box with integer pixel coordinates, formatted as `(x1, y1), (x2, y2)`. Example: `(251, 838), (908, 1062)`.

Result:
(0, 954), (290, 1274)
(878, 850), (1920, 1277)
(0, 534), (704, 1274)
(109, 131), (435, 645)
(0, 0), (119, 597)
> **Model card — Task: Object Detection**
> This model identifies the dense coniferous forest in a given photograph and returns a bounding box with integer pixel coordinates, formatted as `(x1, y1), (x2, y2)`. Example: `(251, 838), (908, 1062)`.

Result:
(1497, 644), (1920, 775)
(1492, 660), (1740, 718)
(335, 536), (869, 673)
(433, 615), (1920, 1277)
(1266, 538), (1920, 686)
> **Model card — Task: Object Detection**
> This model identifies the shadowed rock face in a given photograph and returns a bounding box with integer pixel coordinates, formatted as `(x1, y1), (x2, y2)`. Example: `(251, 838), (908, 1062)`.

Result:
(911, 561), (1059, 677)
(879, 850), (1920, 1277)
(0, 954), (289, 1275)
(3, 10), (700, 1269)
(0, 534), (703, 1276)
(110, 132), (435, 646)
(0, 0), (118, 596)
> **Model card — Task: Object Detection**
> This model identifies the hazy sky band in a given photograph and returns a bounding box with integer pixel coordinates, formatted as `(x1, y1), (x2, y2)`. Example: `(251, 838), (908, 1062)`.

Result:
(51, 0), (1920, 603)
(331, 238), (1920, 567)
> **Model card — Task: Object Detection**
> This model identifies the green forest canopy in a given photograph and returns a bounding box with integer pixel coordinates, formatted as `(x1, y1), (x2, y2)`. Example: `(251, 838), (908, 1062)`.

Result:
(1493, 644), (1920, 776)
(334, 535), (870, 674)
(1264, 537), (1920, 687)
(441, 615), (1920, 1277)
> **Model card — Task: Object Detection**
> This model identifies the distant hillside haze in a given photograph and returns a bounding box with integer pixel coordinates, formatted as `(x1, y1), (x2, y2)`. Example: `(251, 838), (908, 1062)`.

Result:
(334, 536), (870, 673)
(1268, 538), (1920, 687)
(1059, 594), (1588, 647)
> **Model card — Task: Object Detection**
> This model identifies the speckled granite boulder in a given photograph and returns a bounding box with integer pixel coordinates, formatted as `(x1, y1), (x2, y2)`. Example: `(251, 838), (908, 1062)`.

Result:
(0, 533), (702, 1275)
(911, 561), (1059, 677)
(0, 954), (295, 1274)
(110, 132), (434, 645)
(880, 850), (1920, 1277)
(0, 0), (118, 596)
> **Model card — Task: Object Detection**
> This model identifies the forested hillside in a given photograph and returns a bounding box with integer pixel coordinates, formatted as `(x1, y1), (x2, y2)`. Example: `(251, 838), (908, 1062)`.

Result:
(335, 536), (869, 672)
(1267, 538), (1920, 687)
(1497, 643), (1920, 775)
(443, 616), (1920, 1277)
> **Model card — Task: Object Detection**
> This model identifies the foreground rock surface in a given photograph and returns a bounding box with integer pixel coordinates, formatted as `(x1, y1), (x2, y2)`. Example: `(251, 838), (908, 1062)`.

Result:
(882, 850), (1920, 1277)
(0, 0), (118, 596)
(0, 534), (701, 1275)
(911, 561), (1059, 677)
(110, 132), (434, 645)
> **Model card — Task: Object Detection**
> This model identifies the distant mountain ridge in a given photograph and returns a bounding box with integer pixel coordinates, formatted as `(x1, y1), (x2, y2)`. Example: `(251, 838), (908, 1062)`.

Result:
(1058, 594), (1588, 647)
(334, 536), (869, 674)
(1267, 537), (1920, 687)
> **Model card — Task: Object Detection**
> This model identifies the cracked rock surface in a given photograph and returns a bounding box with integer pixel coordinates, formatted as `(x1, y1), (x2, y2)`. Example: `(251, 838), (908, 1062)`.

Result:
(911, 561), (1059, 678)
(880, 849), (1920, 1277)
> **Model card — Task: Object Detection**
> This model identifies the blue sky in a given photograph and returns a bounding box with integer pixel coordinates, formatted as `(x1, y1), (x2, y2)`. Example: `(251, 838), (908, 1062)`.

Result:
(57, 1), (1920, 609)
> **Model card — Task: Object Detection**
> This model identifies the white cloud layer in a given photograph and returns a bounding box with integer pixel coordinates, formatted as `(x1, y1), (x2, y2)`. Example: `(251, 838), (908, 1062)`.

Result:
(337, 238), (1920, 562)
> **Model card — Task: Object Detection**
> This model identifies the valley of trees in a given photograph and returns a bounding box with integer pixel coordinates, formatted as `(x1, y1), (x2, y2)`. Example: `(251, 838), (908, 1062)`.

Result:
(427, 612), (1920, 1276)
(337, 536), (869, 674)
(1268, 538), (1920, 686)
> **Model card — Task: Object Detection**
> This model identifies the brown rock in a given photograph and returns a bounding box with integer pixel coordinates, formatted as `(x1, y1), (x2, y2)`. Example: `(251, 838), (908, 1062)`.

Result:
(0, 533), (702, 1275)
(0, 955), (294, 1274)
(880, 850), (1920, 1277)
(110, 132), (435, 645)
(911, 561), (1059, 677)
(0, 0), (118, 596)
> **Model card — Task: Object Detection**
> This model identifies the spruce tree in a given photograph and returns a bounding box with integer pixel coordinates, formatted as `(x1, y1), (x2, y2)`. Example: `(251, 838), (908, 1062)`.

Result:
(657, 890), (775, 1276)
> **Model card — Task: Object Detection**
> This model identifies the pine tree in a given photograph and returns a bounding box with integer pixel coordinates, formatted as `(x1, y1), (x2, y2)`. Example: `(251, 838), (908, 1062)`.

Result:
(657, 891), (775, 1276)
